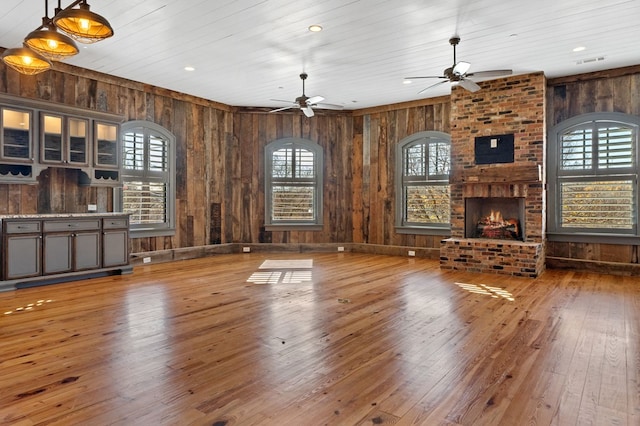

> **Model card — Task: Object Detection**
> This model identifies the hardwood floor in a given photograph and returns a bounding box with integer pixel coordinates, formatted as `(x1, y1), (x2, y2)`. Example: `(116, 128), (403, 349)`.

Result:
(0, 252), (638, 425)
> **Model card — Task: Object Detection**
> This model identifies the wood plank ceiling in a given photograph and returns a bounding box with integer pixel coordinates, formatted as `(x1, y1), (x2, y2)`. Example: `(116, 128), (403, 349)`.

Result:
(1, 0), (639, 110)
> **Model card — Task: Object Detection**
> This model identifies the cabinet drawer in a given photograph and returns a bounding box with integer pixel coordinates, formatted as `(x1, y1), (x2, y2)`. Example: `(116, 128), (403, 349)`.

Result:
(44, 219), (101, 232)
(4, 221), (41, 234)
(103, 218), (128, 229)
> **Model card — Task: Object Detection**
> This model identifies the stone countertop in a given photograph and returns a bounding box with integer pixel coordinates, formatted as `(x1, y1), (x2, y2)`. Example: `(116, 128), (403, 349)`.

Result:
(0, 213), (129, 219)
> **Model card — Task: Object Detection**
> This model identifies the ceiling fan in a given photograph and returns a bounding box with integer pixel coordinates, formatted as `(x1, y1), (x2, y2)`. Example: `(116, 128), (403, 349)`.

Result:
(406, 36), (512, 94)
(270, 73), (343, 117)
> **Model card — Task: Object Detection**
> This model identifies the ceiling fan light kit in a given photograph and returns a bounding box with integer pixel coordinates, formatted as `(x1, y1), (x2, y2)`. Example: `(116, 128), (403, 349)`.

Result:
(1, 0), (113, 75)
(406, 35), (512, 95)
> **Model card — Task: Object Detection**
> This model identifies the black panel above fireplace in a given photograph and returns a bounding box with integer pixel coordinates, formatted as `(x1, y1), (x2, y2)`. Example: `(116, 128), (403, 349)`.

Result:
(474, 134), (514, 164)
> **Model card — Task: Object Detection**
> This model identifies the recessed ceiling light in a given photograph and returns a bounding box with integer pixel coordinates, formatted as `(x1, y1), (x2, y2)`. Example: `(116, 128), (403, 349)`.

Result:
(184, 66), (195, 71)
(573, 46), (586, 52)
(308, 25), (323, 32)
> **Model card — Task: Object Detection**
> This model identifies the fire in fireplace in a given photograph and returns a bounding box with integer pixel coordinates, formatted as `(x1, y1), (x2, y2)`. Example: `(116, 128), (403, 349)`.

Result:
(465, 197), (525, 241)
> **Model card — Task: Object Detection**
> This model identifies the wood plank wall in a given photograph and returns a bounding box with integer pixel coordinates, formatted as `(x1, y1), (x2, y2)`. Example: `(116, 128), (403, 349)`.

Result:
(352, 98), (451, 248)
(2, 55), (640, 270)
(231, 110), (354, 244)
(546, 65), (640, 265)
(0, 59), (234, 254)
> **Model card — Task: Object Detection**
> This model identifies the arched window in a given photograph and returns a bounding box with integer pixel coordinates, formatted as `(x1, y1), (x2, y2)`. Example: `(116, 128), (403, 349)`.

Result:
(115, 121), (176, 237)
(548, 112), (640, 241)
(265, 137), (323, 230)
(395, 131), (451, 234)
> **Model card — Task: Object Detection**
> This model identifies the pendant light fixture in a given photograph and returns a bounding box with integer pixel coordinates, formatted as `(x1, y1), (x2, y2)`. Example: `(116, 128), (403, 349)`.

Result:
(1, 0), (113, 75)
(53, 0), (114, 44)
(24, 1), (79, 61)
(1, 46), (53, 75)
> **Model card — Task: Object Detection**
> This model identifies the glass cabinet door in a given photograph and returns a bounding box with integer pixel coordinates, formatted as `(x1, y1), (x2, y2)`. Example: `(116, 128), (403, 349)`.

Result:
(42, 113), (63, 163)
(95, 122), (119, 168)
(41, 114), (89, 166)
(67, 117), (88, 165)
(1, 107), (32, 162)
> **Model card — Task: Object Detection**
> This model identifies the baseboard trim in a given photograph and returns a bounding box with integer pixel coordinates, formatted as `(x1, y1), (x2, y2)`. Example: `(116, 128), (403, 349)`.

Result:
(546, 256), (640, 276)
(130, 243), (441, 266)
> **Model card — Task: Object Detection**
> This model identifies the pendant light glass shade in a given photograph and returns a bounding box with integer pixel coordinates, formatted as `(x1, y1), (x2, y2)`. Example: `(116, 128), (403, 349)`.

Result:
(24, 25), (79, 61)
(53, 1), (114, 44)
(1, 46), (53, 75)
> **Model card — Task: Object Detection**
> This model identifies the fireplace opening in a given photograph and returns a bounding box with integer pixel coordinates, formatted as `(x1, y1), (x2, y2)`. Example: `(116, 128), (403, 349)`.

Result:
(465, 197), (525, 241)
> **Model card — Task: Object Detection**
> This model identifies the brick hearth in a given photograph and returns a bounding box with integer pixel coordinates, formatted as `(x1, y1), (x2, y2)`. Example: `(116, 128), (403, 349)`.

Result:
(440, 72), (547, 278)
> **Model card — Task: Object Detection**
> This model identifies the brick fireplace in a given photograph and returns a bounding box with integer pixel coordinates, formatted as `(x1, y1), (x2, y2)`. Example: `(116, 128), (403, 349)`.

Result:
(440, 72), (546, 277)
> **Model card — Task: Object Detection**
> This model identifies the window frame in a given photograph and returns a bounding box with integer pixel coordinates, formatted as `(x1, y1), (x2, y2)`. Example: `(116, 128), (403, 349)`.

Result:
(547, 112), (640, 243)
(114, 120), (176, 238)
(395, 131), (451, 235)
(264, 137), (323, 231)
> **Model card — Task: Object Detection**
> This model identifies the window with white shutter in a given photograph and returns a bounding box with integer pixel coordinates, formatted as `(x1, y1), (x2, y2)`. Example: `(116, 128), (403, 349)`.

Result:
(395, 131), (451, 233)
(549, 112), (640, 240)
(116, 121), (175, 237)
(265, 138), (323, 229)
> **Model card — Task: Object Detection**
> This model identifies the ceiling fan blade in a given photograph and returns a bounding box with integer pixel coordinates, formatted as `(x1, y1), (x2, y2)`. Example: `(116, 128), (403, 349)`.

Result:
(270, 105), (295, 113)
(315, 102), (344, 110)
(457, 78), (481, 92)
(405, 76), (447, 80)
(270, 98), (297, 104)
(418, 79), (449, 94)
(466, 69), (513, 78)
(302, 106), (315, 117)
(452, 61), (471, 76)
(306, 95), (325, 105)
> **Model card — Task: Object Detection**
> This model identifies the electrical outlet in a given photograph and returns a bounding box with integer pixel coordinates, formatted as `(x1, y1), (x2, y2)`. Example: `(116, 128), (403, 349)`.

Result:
(88, 204), (97, 212)
(408, 250), (416, 257)
(242, 247), (251, 253)
(337, 246), (344, 252)
(143, 257), (151, 264)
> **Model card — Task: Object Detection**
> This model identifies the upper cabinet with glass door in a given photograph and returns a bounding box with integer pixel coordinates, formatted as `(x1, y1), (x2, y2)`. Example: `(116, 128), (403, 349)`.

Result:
(94, 122), (119, 169)
(41, 113), (89, 167)
(1, 107), (33, 163)
(0, 94), (122, 186)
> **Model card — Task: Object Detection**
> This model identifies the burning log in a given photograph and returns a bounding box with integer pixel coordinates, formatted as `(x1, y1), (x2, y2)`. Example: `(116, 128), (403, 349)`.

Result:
(476, 210), (521, 240)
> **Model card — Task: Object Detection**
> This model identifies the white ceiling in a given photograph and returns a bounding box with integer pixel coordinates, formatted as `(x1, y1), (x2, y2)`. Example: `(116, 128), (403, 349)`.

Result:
(1, 0), (639, 110)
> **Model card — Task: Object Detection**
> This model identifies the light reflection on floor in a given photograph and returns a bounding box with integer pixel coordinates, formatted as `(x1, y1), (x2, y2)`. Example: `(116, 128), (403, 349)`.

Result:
(455, 282), (515, 301)
(259, 259), (313, 269)
(247, 259), (314, 284)
(4, 299), (53, 315)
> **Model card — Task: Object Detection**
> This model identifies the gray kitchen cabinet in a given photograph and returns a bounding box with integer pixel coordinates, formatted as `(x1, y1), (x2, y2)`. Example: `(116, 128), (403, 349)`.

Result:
(40, 113), (90, 167)
(102, 217), (129, 267)
(0, 214), (131, 291)
(0, 93), (122, 186)
(43, 218), (102, 274)
(3, 220), (42, 280)
(0, 106), (37, 183)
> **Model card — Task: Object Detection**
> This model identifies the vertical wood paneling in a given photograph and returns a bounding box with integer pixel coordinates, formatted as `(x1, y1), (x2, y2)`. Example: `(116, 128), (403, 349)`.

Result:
(2, 59), (637, 265)
(1, 62), (233, 255)
(351, 115), (365, 243)
(353, 99), (451, 248)
(230, 111), (356, 245)
(547, 70), (640, 264)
